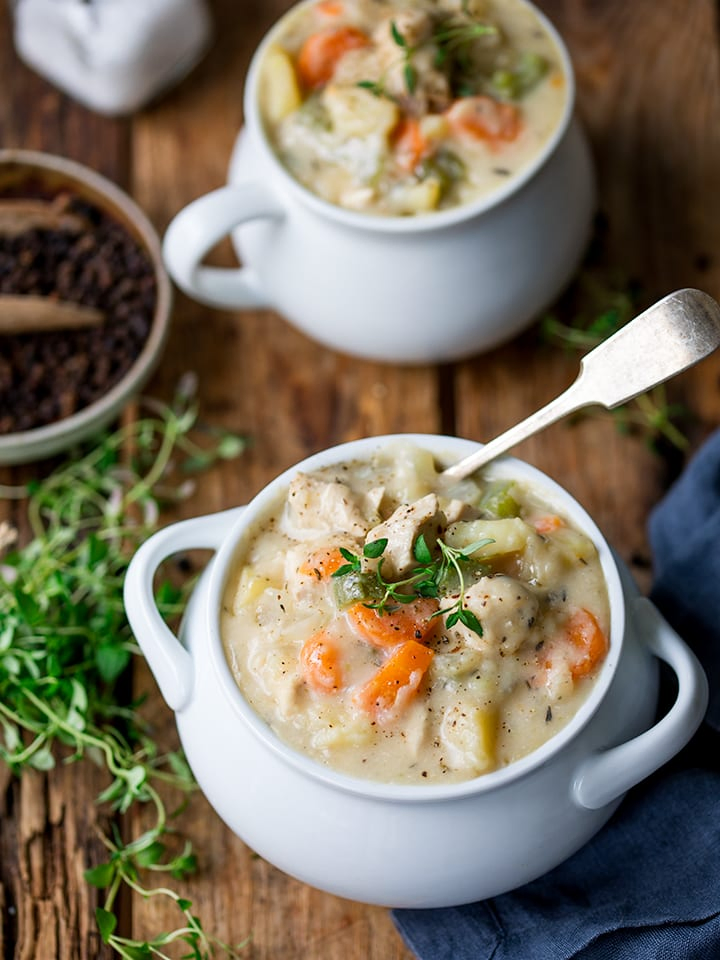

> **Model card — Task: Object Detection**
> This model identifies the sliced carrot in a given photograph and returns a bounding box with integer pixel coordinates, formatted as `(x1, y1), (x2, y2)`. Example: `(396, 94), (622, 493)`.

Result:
(296, 26), (369, 89)
(354, 640), (434, 719)
(446, 96), (521, 144)
(300, 631), (343, 693)
(564, 608), (609, 679)
(532, 514), (565, 535)
(392, 117), (431, 173)
(537, 609), (608, 687)
(347, 597), (439, 648)
(298, 546), (346, 581)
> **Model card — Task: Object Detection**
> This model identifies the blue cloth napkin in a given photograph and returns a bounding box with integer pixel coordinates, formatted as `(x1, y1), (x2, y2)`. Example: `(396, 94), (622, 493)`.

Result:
(393, 431), (720, 960)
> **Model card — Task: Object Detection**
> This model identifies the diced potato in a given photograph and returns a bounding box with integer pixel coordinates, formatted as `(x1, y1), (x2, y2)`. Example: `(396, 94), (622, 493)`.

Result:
(246, 643), (301, 715)
(431, 647), (485, 681)
(445, 518), (533, 557)
(521, 527), (598, 586)
(551, 526), (599, 564)
(440, 703), (497, 774)
(260, 46), (302, 123)
(322, 84), (399, 138)
(312, 710), (374, 749)
(446, 0), (491, 16)
(419, 113), (451, 142)
(441, 497), (479, 524)
(231, 567), (272, 614)
(465, 674), (499, 705)
(340, 186), (377, 210)
(383, 442), (438, 504)
(388, 177), (442, 214)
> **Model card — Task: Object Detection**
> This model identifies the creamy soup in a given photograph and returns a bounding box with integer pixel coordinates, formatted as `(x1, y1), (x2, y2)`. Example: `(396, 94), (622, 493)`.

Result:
(221, 443), (610, 785)
(258, 0), (568, 215)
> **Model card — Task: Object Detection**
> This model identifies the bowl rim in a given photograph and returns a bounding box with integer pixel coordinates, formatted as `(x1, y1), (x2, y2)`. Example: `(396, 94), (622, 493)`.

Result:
(242, 0), (577, 234)
(0, 148), (172, 460)
(202, 433), (626, 803)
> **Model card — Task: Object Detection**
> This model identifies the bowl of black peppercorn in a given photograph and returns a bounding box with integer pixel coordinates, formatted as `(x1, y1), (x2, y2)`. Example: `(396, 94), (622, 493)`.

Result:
(0, 148), (172, 465)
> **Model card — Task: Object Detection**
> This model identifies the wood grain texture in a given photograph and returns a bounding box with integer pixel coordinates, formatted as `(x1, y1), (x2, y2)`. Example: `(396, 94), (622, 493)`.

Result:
(0, 5), (124, 958)
(1, 0), (719, 956)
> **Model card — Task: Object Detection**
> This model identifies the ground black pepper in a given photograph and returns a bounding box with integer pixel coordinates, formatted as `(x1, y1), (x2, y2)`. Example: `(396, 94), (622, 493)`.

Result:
(0, 188), (156, 433)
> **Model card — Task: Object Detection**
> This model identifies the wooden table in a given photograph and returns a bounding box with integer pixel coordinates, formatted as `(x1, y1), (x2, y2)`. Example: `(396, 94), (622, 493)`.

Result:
(1, 1), (719, 957)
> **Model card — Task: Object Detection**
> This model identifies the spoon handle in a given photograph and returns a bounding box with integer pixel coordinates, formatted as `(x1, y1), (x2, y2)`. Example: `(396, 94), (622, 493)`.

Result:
(442, 377), (591, 480)
(443, 288), (720, 481)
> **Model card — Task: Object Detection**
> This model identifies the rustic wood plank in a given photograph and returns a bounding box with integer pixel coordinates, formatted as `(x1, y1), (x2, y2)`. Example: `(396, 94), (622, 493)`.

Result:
(0, 5), (128, 959)
(0, 762), (114, 960)
(0, 21), (129, 182)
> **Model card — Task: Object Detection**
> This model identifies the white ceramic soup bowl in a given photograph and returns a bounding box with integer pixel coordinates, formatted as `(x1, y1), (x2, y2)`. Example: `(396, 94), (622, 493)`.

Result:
(123, 435), (707, 907)
(162, 0), (594, 364)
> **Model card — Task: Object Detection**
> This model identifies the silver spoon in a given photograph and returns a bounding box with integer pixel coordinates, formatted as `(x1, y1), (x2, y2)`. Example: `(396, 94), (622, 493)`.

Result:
(443, 288), (720, 481)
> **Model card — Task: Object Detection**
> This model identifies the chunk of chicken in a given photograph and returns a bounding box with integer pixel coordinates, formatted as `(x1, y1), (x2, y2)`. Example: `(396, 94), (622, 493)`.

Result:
(444, 0), (490, 17)
(445, 575), (540, 654)
(386, 47), (452, 115)
(373, 8), (433, 49)
(286, 473), (375, 537)
(284, 538), (358, 603)
(441, 497), (480, 525)
(365, 493), (445, 579)
(369, 11), (451, 114)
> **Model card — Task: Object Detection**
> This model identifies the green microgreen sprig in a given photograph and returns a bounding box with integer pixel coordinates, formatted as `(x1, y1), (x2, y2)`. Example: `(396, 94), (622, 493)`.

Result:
(0, 375), (248, 958)
(332, 532), (493, 636)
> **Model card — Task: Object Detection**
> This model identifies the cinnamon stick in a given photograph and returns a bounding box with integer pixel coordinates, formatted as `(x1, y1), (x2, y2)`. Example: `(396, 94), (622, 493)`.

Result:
(0, 294), (104, 334)
(0, 198), (85, 236)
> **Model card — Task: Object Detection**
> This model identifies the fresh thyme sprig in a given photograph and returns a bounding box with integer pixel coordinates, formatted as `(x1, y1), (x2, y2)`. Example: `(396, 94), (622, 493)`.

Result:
(358, 15), (498, 98)
(431, 538), (488, 632)
(333, 532), (493, 636)
(0, 375), (247, 958)
(356, 22), (416, 98)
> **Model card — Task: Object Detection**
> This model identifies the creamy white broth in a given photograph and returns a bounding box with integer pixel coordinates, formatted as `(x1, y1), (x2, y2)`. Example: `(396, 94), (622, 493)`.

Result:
(221, 443), (610, 785)
(259, 0), (568, 215)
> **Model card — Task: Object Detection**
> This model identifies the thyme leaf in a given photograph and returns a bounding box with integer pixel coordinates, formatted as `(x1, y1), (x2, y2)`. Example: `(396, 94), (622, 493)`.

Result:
(390, 20), (407, 48)
(356, 79), (387, 97)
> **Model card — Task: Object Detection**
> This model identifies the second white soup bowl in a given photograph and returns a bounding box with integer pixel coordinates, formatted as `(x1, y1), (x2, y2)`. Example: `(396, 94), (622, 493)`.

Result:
(162, 0), (595, 363)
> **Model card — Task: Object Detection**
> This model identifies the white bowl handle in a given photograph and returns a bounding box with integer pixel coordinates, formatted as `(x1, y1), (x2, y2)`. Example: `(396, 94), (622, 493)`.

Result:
(162, 184), (283, 309)
(572, 596), (708, 810)
(123, 507), (246, 712)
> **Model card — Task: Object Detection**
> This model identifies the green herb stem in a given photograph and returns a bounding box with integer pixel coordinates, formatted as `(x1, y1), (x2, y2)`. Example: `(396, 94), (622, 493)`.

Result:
(0, 381), (247, 956)
(333, 533), (492, 636)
